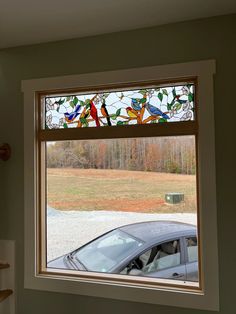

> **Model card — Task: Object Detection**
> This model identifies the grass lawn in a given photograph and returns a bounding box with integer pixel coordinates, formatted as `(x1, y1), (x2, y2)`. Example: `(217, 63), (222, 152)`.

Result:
(47, 168), (197, 213)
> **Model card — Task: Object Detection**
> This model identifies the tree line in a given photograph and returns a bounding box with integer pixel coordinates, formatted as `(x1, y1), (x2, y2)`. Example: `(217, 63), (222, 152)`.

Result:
(47, 137), (196, 174)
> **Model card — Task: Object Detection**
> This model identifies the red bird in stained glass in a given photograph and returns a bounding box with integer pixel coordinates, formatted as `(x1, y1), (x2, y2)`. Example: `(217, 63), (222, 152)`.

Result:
(90, 101), (100, 127)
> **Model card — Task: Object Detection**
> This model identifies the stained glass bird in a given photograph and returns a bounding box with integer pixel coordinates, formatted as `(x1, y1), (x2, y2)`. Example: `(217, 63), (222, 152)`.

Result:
(177, 99), (188, 105)
(131, 98), (142, 111)
(90, 101), (100, 127)
(64, 104), (81, 122)
(171, 95), (187, 105)
(144, 103), (169, 119)
(126, 107), (139, 118)
(101, 101), (111, 126)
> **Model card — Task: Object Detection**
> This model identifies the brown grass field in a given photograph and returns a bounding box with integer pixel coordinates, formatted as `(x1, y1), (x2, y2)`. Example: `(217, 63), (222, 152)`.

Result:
(47, 168), (197, 213)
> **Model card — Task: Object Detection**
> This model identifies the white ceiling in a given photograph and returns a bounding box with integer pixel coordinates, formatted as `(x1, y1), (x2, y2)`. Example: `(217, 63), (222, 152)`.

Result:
(0, 0), (236, 49)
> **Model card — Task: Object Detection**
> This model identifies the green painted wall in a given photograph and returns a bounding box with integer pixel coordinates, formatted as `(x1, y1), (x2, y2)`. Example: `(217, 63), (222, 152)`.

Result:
(0, 14), (235, 314)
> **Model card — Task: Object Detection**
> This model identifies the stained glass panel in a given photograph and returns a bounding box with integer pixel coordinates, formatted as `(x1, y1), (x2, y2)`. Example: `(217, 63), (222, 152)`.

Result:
(44, 84), (194, 129)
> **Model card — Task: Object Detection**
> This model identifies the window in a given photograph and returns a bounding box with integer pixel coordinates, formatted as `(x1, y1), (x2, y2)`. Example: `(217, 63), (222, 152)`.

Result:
(44, 84), (194, 129)
(42, 83), (198, 285)
(23, 60), (219, 310)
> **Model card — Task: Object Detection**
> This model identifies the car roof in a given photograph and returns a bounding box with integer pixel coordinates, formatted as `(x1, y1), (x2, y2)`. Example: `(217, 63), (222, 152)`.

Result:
(119, 221), (196, 243)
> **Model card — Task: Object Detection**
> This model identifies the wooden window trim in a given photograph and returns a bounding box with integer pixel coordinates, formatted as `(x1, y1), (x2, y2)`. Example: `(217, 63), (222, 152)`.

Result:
(22, 60), (219, 311)
(37, 79), (201, 290)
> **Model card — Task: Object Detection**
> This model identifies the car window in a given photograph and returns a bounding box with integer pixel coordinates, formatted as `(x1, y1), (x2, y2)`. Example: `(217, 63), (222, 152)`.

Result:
(143, 240), (180, 273)
(121, 240), (181, 275)
(186, 237), (198, 262)
(74, 230), (144, 272)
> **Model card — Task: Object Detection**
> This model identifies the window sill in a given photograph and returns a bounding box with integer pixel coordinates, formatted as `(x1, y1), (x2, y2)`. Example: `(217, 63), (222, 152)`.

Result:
(25, 271), (212, 310)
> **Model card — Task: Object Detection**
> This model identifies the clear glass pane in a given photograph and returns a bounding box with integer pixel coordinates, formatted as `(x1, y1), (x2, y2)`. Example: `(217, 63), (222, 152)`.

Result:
(44, 84), (195, 129)
(46, 136), (198, 284)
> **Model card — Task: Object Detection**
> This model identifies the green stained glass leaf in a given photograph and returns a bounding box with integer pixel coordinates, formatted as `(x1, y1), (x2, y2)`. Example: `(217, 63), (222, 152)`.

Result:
(158, 92), (163, 102)
(188, 93), (194, 102)
(80, 117), (88, 127)
(167, 103), (172, 111)
(79, 100), (85, 106)
(172, 88), (176, 98)
(73, 97), (79, 105)
(66, 96), (71, 102)
(110, 114), (117, 120)
(80, 117), (85, 123)
(85, 99), (90, 105)
(69, 101), (75, 108)
(139, 89), (147, 95)
(63, 123), (68, 128)
(159, 118), (167, 123)
(117, 121), (128, 125)
(117, 121), (124, 125)
(57, 98), (65, 105)
(173, 103), (182, 111)
(140, 97), (146, 104)
(116, 108), (121, 116)
(162, 89), (168, 96)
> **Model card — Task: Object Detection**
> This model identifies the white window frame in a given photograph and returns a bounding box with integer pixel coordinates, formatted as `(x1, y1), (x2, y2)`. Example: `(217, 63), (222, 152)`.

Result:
(22, 60), (219, 311)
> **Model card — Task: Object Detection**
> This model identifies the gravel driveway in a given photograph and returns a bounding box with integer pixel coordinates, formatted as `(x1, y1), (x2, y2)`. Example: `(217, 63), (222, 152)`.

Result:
(47, 207), (197, 261)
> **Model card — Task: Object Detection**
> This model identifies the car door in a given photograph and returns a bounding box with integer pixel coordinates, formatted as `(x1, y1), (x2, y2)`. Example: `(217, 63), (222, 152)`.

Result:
(184, 236), (198, 282)
(143, 239), (186, 280)
(120, 238), (187, 281)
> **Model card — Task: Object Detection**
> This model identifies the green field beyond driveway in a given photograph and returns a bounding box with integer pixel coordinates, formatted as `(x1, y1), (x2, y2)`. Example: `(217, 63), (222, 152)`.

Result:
(47, 168), (197, 213)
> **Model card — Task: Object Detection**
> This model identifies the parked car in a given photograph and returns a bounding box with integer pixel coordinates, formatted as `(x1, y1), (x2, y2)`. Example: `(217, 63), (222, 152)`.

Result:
(48, 221), (198, 281)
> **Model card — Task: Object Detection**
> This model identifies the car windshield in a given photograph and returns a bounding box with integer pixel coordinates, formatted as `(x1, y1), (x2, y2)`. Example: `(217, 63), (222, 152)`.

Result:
(74, 229), (144, 272)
